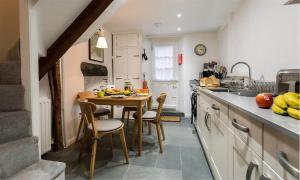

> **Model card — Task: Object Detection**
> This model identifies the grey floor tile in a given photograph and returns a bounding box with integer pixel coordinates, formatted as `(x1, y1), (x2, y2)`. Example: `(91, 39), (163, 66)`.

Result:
(155, 145), (181, 170)
(123, 165), (182, 180)
(181, 146), (213, 180)
(131, 151), (158, 167)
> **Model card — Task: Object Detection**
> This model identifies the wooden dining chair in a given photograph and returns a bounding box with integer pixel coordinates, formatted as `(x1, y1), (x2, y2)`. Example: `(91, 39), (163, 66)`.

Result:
(78, 101), (129, 180)
(131, 93), (167, 153)
(76, 92), (111, 142)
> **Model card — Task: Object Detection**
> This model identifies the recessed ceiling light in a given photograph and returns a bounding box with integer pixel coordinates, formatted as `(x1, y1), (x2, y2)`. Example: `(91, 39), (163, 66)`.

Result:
(177, 13), (182, 18)
(177, 27), (181, 31)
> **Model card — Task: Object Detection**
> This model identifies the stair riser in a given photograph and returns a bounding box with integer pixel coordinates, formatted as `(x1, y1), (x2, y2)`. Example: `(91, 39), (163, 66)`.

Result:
(0, 137), (39, 179)
(0, 85), (24, 111)
(0, 62), (21, 84)
(0, 111), (31, 144)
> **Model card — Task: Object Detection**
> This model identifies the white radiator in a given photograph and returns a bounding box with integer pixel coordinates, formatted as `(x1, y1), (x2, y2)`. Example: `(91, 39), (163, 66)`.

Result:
(39, 97), (52, 154)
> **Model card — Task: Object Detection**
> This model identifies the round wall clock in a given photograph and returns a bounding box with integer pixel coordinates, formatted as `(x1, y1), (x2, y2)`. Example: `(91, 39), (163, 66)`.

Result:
(194, 44), (207, 56)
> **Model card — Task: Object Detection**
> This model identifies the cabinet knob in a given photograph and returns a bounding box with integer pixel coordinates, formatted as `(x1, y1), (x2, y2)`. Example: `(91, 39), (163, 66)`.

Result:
(278, 151), (300, 178)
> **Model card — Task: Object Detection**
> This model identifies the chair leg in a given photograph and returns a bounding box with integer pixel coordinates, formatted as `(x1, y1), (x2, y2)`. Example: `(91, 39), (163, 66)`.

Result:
(127, 111), (130, 128)
(131, 119), (138, 148)
(76, 116), (84, 142)
(155, 123), (163, 153)
(160, 123), (165, 141)
(78, 128), (87, 162)
(109, 133), (113, 151)
(121, 109), (126, 123)
(148, 121), (152, 135)
(119, 128), (129, 164)
(89, 139), (98, 180)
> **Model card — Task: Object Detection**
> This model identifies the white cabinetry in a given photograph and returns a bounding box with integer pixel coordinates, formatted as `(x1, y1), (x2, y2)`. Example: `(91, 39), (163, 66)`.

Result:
(113, 33), (142, 89)
(196, 90), (299, 180)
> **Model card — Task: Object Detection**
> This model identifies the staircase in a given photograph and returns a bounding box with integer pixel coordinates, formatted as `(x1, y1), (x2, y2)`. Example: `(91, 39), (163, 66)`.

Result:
(0, 50), (65, 179)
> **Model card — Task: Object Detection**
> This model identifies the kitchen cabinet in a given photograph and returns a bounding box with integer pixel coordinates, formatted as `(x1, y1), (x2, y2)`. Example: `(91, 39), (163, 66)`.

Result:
(229, 107), (263, 157)
(264, 125), (299, 180)
(196, 89), (299, 180)
(196, 93), (233, 180)
(233, 134), (262, 180)
(113, 33), (142, 89)
(262, 161), (283, 180)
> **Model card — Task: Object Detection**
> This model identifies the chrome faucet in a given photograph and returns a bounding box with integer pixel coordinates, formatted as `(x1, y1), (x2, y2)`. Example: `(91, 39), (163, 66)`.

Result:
(230, 61), (252, 82)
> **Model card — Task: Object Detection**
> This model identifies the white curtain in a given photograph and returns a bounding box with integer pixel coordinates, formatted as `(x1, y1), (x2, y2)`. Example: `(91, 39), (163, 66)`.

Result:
(153, 45), (175, 81)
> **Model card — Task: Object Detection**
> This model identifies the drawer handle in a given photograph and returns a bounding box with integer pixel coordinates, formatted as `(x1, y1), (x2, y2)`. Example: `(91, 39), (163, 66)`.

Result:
(278, 151), (300, 178)
(116, 78), (123, 80)
(204, 112), (211, 131)
(133, 77), (140, 80)
(211, 104), (220, 111)
(259, 174), (271, 180)
(116, 56), (122, 58)
(232, 119), (249, 133)
(246, 161), (258, 180)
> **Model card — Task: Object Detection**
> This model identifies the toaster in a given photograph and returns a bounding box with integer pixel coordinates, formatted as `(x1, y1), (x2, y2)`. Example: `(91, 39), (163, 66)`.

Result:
(275, 69), (300, 95)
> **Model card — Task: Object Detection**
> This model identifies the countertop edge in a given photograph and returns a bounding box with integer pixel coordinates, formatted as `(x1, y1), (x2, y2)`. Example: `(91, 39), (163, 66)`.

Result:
(197, 87), (300, 141)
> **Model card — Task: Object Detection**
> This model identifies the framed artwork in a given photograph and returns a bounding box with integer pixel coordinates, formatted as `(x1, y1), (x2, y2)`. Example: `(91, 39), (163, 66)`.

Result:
(89, 33), (104, 63)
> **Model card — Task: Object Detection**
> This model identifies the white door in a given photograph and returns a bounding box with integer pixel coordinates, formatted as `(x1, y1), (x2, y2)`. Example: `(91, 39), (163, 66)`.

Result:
(127, 48), (142, 88)
(152, 81), (178, 109)
(114, 48), (127, 88)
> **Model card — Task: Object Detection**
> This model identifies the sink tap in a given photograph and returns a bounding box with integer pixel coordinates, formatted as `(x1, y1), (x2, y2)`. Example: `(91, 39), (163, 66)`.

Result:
(230, 61), (252, 83)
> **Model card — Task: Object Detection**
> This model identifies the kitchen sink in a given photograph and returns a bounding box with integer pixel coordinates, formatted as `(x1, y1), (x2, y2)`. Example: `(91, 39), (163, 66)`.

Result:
(229, 89), (259, 97)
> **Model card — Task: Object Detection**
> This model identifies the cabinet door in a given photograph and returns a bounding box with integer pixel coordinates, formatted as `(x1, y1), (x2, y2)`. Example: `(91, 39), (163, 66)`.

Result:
(264, 125), (299, 180)
(233, 134), (262, 180)
(114, 48), (128, 78)
(199, 108), (212, 153)
(261, 161), (283, 180)
(127, 48), (141, 79)
(210, 117), (233, 180)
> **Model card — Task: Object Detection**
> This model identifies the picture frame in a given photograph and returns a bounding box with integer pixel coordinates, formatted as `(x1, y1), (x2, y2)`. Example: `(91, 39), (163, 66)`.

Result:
(88, 33), (104, 63)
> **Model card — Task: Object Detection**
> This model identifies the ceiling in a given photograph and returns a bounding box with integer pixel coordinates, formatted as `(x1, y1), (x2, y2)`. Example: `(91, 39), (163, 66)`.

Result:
(104, 0), (243, 36)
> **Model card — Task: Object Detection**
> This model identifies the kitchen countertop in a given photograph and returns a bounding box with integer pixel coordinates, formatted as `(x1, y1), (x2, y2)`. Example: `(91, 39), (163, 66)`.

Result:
(197, 87), (300, 140)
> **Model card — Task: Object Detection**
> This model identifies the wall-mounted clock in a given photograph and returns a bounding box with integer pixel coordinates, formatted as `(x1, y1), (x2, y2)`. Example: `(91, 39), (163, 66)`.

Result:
(194, 44), (207, 56)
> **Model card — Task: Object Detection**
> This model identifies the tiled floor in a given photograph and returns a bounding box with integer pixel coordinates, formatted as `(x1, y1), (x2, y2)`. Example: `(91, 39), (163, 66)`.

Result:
(43, 118), (213, 180)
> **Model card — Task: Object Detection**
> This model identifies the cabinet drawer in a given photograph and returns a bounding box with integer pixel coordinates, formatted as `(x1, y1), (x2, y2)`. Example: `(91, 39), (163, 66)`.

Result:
(264, 125), (299, 180)
(233, 134), (262, 180)
(262, 161), (283, 180)
(229, 107), (263, 157)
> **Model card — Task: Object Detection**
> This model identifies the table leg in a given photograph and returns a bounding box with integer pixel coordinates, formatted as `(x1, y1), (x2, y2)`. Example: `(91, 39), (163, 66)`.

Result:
(110, 105), (114, 118)
(137, 102), (143, 156)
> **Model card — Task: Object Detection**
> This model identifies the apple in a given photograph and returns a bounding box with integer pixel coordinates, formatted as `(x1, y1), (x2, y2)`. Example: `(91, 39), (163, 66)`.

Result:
(256, 93), (273, 109)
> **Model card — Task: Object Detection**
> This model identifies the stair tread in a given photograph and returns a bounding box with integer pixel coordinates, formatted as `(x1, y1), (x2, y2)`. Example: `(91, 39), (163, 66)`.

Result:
(8, 160), (66, 180)
(0, 137), (39, 179)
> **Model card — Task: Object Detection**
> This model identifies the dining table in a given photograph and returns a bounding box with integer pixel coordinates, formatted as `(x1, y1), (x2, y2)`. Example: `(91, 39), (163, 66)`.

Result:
(87, 94), (152, 156)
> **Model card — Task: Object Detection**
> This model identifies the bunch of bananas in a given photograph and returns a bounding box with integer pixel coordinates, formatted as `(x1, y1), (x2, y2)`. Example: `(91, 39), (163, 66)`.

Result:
(272, 92), (300, 120)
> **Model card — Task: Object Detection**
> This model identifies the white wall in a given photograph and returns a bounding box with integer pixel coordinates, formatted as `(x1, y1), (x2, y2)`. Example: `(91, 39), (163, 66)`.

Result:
(179, 32), (220, 117)
(218, 0), (300, 81)
(61, 30), (113, 146)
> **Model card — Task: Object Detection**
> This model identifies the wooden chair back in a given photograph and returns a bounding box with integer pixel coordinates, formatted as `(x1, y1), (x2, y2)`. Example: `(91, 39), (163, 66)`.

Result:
(78, 92), (97, 101)
(78, 101), (98, 136)
(155, 93), (167, 123)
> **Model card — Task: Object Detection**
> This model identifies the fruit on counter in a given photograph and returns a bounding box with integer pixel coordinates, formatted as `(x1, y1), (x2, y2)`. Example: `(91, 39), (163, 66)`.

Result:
(272, 104), (288, 116)
(274, 95), (288, 110)
(256, 93), (273, 109)
(136, 89), (141, 94)
(283, 92), (300, 109)
(287, 108), (300, 120)
(123, 90), (131, 96)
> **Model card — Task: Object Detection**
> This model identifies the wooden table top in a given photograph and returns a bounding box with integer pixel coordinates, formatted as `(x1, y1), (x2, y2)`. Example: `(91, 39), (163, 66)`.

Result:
(87, 95), (152, 105)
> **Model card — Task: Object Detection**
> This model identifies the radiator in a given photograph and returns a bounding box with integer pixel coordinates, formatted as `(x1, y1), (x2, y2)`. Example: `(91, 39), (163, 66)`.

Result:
(39, 97), (52, 154)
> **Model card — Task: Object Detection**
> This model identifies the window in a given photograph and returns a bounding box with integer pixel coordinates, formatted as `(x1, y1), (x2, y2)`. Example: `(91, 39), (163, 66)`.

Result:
(153, 45), (175, 81)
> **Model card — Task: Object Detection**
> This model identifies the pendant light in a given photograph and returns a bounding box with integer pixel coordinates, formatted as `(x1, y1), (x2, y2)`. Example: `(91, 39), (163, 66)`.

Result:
(96, 28), (108, 48)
